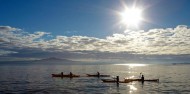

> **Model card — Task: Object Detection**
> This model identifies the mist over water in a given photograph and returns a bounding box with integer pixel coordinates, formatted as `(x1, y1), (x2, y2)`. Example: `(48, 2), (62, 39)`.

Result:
(0, 62), (190, 94)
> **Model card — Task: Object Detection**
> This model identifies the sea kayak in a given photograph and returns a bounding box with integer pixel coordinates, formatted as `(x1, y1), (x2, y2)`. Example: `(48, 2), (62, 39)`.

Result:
(101, 79), (117, 83)
(52, 74), (80, 78)
(86, 74), (110, 77)
(101, 79), (132, 83)
(124, 78), (159, 82)
(102, 78), (159, 83)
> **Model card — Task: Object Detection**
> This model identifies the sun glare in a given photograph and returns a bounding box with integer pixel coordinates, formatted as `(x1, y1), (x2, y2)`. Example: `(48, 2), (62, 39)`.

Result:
(120, 7), (142, 27)
(115, 64), (147, 67)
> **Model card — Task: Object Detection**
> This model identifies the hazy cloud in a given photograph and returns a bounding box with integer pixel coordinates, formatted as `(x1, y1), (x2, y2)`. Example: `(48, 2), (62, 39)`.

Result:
(0, 26), (19, 32)
(1, 25), (190, 56)
(0, 50), (18, 56)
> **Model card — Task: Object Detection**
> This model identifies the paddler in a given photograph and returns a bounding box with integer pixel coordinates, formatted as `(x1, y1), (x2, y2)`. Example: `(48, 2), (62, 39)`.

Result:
(97, 71), (100, 78)
(61, 72), (63, 76)
(141, 75), (144, 83)
(70, 72), (73, 76)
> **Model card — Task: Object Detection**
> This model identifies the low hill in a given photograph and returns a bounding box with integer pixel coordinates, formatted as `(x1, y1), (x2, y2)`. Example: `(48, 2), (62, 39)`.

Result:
(0, 57), (80, 65)
(31, 57), (79, 64)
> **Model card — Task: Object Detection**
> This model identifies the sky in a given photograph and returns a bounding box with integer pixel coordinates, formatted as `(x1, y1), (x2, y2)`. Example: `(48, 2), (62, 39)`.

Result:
(1, 0), (190, 63)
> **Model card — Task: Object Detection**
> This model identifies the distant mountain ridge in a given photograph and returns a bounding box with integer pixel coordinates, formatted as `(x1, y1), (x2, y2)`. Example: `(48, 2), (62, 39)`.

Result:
(172, 62), (190, 65)
(31, 57), (79, 64)
(0, 57), (79, 65)
(38, 57), (74, 62)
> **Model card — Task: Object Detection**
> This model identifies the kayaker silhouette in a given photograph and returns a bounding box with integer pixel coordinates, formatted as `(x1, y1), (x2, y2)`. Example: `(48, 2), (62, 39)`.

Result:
(61, 72), (63, 76)
(70, 72), (73, 77)
(141, 75), (144, 84)
(97, 72), (100, 78)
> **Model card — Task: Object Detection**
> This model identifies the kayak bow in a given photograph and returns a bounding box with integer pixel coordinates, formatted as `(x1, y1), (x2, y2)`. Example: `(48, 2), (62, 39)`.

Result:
(52, 74), (80, 78)
(86, 74), (110, 77)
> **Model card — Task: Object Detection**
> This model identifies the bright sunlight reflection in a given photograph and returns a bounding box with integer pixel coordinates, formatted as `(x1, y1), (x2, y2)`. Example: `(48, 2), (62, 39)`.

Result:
(120, 7), (142, 27)
(115, 64), (147, 67)
(128, 84), (137, 93)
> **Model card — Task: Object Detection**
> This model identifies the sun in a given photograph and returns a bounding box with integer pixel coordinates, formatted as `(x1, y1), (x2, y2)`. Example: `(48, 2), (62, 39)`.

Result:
(120, 7), (142, 28)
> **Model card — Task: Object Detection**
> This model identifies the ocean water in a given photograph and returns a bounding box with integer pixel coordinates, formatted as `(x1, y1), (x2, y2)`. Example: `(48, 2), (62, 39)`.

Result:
(0, 63), (190, 94)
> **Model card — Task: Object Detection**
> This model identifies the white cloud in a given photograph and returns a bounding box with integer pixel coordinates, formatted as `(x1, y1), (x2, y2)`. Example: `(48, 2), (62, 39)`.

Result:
(0, 26), (19, 32)
(0, 50), (18, 56)
(1, 25), (190, 55)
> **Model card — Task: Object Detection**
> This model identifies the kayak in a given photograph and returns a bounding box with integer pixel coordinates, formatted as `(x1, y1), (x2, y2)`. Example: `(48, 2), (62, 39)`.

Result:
(52, 74), (80, 78)
(124, 78), (159, 82)
(86, 74), (110, 77)
(101, 79), (117, 83)
(101, 79), (132, 83)
(143, 79), (159, 82)
(102, 78), (159, 83)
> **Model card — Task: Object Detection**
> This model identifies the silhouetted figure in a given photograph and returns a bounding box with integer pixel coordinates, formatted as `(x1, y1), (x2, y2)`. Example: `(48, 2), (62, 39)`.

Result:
(97, 72), (100, 78)
(70, 72), (73, 77)
(116, 76), (119, 87)
(141, 75), (144, 84)
(61, 72), (63, 76)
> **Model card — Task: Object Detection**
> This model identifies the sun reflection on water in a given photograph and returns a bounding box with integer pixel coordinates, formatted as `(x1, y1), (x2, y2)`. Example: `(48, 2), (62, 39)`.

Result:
(114, 63), (147, 67)
(128, 84), (137, 93)
(114, 63), (147, 79)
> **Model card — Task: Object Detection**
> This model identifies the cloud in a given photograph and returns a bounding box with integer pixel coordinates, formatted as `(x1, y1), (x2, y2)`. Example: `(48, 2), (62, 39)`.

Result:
(0, 50), (18, 56)
(1, 25), (190, 57)
(0, 26), (19, 32)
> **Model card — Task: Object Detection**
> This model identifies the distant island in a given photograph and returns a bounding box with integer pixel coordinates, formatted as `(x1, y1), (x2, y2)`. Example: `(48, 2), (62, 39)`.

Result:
(34, 57), (75, 62)
(172, 62), (190, 65)
(32, 57), (79, 64)
(0, 57), (80, 65)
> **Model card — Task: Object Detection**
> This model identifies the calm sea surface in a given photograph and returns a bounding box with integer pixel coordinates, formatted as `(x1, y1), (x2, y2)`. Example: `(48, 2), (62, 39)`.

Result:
(0, 63), (190, 94)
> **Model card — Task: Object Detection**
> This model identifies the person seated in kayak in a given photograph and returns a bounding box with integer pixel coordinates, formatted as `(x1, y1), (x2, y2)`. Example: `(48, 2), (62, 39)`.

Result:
(70, 72), (73, 76)
(97, 71), (100, 77)
(61, 72), (63, 76)
(141, 75), (144, 82)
